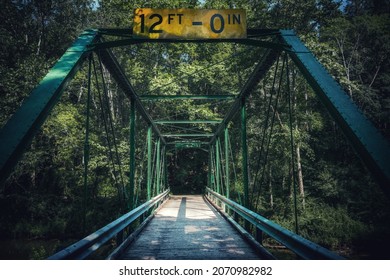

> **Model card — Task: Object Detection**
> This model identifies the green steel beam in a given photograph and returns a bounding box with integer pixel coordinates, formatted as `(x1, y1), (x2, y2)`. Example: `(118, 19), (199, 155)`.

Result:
(0, 29), (99, 184)
(209, 47), (280, 145)
(98, 28), (280, 38)
(97, 42), (166, 145)
(162, 134), (214, 137)
(129, 98), (136, 209)
(155, 120), (222, 124)
(167, 141), (209, 145)
(279, 30), (390, 196)
(139, 95), (236, 101)
(94, 28), (289, 49)
(91, 38), (287, 50)
(208, 146), (212, 190)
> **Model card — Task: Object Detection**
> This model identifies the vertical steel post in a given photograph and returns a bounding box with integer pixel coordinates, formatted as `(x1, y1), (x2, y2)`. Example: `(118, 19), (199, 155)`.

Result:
(147, 126), (152, 200)
(224, 127), (230, 200)
(241, 98), (250, 209)
(216, 138), (221, 194)
(156, 138), (161, 194)
(129, 98), (136, 209)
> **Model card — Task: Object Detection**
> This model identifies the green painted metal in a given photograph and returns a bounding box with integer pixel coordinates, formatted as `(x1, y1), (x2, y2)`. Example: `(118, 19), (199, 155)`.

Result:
(140, 95), (236, 101)
(91, 37), (288, 51)
(224, 127), (230, 200)
(99, 28), (280, 38)
(156, 138), (161, 194)
(48, 189), (170, 260)
(175, 142), (202, 149)
(0, 29), (99, 184)
(162, 133), (214, 137)
(279, 30), (390, 195)
(206, 188), (344, 260)
(241, 98), (250, 209)
(129, 98), (136, 209)
(167, 141), (209, 145)
(147, 126), (152, 200)
(155, 120), (222, 124)
(94, 28), (289, 49)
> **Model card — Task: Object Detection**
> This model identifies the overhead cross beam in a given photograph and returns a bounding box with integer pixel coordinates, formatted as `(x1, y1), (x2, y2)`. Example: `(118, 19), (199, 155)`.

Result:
(154, 120), (222, 124)
(162, 134), (214, 138)
(140, 95), (236, 101)
(91, 29), (290, 50)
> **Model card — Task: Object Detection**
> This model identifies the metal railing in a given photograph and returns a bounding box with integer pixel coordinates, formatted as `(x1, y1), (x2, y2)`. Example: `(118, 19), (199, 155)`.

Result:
(48, 189), (170, 260)
(206, 188), (344, 260)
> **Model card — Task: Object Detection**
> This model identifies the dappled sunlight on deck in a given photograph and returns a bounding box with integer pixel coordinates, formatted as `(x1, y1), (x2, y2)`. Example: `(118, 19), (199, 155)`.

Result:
(120, 195), (260, 260)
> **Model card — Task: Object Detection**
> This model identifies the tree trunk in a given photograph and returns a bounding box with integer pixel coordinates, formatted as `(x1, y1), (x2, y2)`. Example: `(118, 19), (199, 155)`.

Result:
(296, 143), (305, 208)
(269, 166), (273, 209)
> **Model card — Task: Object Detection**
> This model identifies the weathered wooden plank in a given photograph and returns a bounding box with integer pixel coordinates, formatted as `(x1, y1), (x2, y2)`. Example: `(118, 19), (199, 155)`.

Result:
(120, 195), (261, 260)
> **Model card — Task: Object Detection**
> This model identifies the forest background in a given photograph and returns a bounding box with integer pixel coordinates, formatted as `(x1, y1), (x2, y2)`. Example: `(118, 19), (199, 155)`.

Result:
(0, 0), (389, 259)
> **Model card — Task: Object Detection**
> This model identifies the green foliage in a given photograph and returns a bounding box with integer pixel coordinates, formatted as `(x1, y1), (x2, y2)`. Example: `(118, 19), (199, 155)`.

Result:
(293, 200), (367, 250)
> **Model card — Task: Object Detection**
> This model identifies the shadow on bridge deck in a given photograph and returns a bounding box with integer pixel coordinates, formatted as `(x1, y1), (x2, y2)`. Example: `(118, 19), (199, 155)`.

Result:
(119, 195), (261, 260)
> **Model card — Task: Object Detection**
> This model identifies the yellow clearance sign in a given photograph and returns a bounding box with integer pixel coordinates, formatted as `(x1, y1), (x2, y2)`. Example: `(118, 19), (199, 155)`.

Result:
(133, 8), (246, 39)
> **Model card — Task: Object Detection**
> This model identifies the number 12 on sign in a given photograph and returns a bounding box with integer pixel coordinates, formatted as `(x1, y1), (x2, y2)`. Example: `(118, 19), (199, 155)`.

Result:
(133, 9), (247, 39)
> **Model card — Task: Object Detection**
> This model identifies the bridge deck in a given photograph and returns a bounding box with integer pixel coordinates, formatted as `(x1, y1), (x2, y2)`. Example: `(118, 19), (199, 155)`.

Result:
(120, 195), (261, 260)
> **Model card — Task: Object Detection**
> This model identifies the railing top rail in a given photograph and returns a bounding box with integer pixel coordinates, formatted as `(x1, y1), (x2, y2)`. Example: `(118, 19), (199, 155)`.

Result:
(48, 189), (170, 260)
(206, 188), (344, 260)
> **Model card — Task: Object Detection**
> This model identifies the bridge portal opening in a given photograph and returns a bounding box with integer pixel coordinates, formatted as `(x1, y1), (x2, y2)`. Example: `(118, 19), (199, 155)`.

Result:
(167, 148), (208, 195)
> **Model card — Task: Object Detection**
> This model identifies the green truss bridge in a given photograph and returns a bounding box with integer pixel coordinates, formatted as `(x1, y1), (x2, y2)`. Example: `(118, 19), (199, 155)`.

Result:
(0, 29), (389, 260)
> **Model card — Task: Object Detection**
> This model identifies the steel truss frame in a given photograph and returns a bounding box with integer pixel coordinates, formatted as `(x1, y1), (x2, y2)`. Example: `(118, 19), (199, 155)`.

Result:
(0, 28), (389, 202)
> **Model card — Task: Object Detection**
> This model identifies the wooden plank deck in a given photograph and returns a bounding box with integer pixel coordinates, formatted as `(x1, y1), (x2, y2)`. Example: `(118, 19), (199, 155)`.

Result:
(120, 195), (261, 260)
